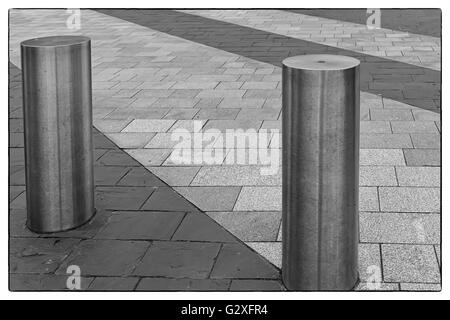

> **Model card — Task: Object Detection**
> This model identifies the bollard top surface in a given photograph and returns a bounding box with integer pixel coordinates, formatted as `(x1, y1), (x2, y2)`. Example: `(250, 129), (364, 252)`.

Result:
(21, 36), (90, 48)
(282, 54), (360, 71)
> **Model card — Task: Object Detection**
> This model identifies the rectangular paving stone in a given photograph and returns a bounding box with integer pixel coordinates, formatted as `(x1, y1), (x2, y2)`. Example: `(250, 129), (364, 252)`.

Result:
(9, 133), (24, 147)
(95, 211), (185, 240)
(94, 119), (132, 133)
(9, 274), (94, 291)
(147, 166), (200, 186)
(360, 121), (391, 133)
(10, 238), (80, 274)
(391, 121), (439, 133)
(246, 242), (282, 268)
(207, 211), (281, 242)
(230, 280), (284, 291)
(400, 283), (441, 291)
(151, 98), (199, 108)
(172, 81), (219, 89)
(88, 277), (139, 291)
(203, 119), (262, 131)
(379, 187), (440, 212)
(164, 108), (200, 119)
(125, 149), (172, 166)
(382, 244), (440, 283)
(121, 119), (175, 132)
(410, 134), (440, 149)
(117, 167), (166, 187)
(236, 108), (280, 120)
(96, 186), (154, 210)
(133, 241), (221, 279)
(57, 240), (149, 277)
(360, 166), (397, 186)
(358, 243), (382, 283)
(403, 149), (440, 166)
(93, 132), (117, 149)
(356, 282), (400, 291)
(360, 187), (380, 211)
(396, 167), (440, 187)
(142, 187), (199, 212)
(96, 150), (141, 167)
(194, 108), (239, 120)
(94, 166), (130, 186)
(412, 110), (440, 121)
(191, 165), (281, 186)
(360, 134), (412, 149)
(197, 89), (245, 98)
(360, 212), (440, 244)
(234, 187), (281, 211)
(210, 243), (280, 279)
(360, 149), (406, 166)
(106, 132), (155, 149)
(218, 98), (265, 109)
(175, 186), (241, 211)
(136, 278), (230, 291)
(104, 107), (168, 120)
(371, 109), (413, 121)
(243, 89), (281, 99)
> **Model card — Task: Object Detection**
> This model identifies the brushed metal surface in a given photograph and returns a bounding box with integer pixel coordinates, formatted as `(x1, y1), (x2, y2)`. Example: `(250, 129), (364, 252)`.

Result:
(282, 54), (360, 290)
(21, 36), (95, 233)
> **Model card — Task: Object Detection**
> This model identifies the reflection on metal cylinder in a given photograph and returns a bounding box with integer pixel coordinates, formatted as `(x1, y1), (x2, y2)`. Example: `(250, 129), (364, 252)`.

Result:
(282, 54), (360, 290)
(21, 36), (95, 233)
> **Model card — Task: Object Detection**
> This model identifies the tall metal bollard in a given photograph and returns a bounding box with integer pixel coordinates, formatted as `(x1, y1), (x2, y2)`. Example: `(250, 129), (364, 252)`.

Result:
(282, 54), (360, 290)
(21, 36), (95, 233)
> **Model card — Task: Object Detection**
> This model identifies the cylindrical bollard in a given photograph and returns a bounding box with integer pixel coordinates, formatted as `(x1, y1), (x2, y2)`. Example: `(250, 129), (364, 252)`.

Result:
(21, 36), (95, 233)
(282, 54), (360, 291)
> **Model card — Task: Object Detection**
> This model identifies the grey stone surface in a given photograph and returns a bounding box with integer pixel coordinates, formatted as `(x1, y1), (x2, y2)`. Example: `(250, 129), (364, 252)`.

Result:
(10, 274), (94, 291)
(410, 134), (440, 149)
(94, 166), (130, 186)
(360, 149), (406, 166)
(382, 244), (440, 283)
(360, 134), (412, 149)
(97, 150), (141, 166)
(175, 186), (241, 211)
(133, 241), (220, 278)
(57, 240), (149, 277)
(379, 187), (440, 212)
(370, 109), (413, 121)
(88, 277), (139, 291)
(360, 121), (391, 133)
(96, 186), (154, 210)
(230, 280), (284, 291)
(95, 211), (185, 240)
(391, 121), (439, 134)
(246, 242), (282, 268)
(142, 187), (199, 212)
(121, 119), (175, 132)
(360, 187), (380, 211)
(234, 187), (281, 211)
(400, 283), (441, 291)
(360, 212), (440, 244)
(136, 278), (230, 291)
(126, 149), (172, 166)
(107, 132), (156, 148)
(117, 167), (166, 187)
(172, 213), (237, 243)
(358, 244), (382, 283)
(396, 167), (440, 187)
(207, 211), (281, 242)
(147, 166), (200, 186)
(360, 166), (397, 186)
(403, 149), (440, 166)
(191, 166), (281, 186)
(210, 244), (280, 279)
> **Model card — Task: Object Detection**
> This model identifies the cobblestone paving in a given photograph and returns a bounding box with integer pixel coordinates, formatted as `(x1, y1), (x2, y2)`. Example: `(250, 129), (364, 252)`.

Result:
(9, 9), (441, 291)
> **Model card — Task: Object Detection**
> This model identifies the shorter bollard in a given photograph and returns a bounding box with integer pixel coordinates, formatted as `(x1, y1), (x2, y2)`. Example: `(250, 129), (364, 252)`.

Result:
(282, 54), (360, 290)
(21, 36), (95, 233)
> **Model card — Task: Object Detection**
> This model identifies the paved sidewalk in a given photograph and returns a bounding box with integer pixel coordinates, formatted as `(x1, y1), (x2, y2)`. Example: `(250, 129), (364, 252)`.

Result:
(9, 9), (441, 291)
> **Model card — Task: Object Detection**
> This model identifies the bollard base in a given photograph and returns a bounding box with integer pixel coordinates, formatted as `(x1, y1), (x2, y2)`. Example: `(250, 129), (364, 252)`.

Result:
(26, 208), (97, 234)
(281, 273), (360, 292)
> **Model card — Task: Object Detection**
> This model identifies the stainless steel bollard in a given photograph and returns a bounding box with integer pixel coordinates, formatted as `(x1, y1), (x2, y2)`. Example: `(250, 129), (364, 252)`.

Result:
(282, 54), (360, 291)
(21, 36), (95, 233)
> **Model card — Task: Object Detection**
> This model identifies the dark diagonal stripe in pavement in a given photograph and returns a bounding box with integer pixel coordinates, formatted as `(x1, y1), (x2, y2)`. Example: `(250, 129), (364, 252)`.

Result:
(98, 9), (440, 113)
(9, 62), (282, 291)
(287, 9), (441, 38)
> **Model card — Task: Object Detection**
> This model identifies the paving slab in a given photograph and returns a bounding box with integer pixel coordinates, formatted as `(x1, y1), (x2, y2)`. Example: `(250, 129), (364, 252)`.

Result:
(125, 149), (172, 166)
(133, 241), (220, 278)
(117, 167), (166, 187)
(410, 134), (440, 149)
(358, 244), (382, 284)
(382, 244), (440, 283)
(121, 119), (175, 132)
(360, 134), (412, 149)
(96, 186), (154, 210)
(233, 186), (282, 211)
(246, 242), (282, 268)
(107, 132), (156, 148)
(360, 149), (406, 166)
(400, 283), (441, 291)
(10, 274), (94, 291)
(396, 167), (440, 187)
(379, 187), (440, 212)
(391, 121), (439, 134)
(360, 187), (380, 211)
(147, 166), (200, 186)
(175, 186), (241, 211)
(360, 166), (397, 186)
(142, 187), (200, 212)
(403, 149), (440, 166)
(136, 278), (231, 291)
(88, 277), (139, 291)
(230, 279), (284, 291)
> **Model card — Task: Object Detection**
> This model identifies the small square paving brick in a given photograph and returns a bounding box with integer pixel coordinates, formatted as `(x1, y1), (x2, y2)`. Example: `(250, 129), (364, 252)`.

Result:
(360, 134), (412, 149)
(370, 109), (413, 121)
(10, 238), (80, 274)
(207, 211), (281, 242)
(360, 166), (397, 186)
(379, 187), (440, 212)
(175, 186), (241, 211)
(234, 187), (281, 211)
(210, 243), (280, 279)
(396, 167), (440, 187)
(410, 134), (440, 149)
(94, 166), (130, 186)
(360, 212), (440, 244)
(9, 274), (94, 291)
(142, 187), (199, 212)
(391, 121), (439, 134)
(133, 241), (221, 278)
(230, 280), (284, 291)
(121, 119), (175, 132)
(95, 211), (185, 240)
(88, 277), (139, 291)
(96, 186), (154, 210)
(403, 149), (440, 166)
(360, 149), (405, 166)
(57, 240), (149, 277)
(172, 212), (237, 243)
(136, 278), (230, 291)
(117, 167), (166, 187)
(107, 132), (156, 148)
(382, 244), (440, 283)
